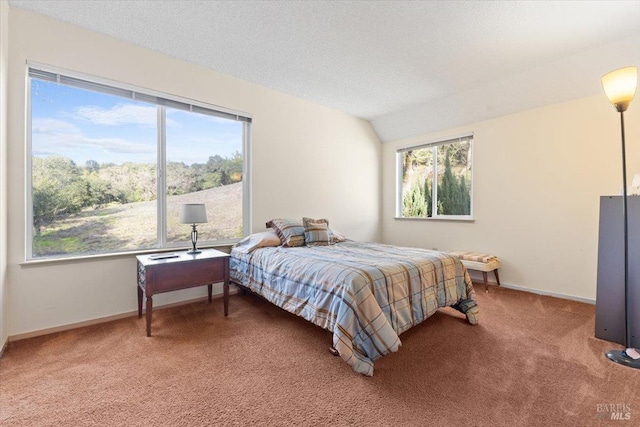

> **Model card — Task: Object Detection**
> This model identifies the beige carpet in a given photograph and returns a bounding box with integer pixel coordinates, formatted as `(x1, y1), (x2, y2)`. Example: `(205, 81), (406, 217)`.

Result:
(1, 284), (639, 426)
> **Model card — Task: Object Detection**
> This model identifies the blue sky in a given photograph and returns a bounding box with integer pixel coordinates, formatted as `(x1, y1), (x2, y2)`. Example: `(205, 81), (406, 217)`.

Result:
(31, 79), (243, 166)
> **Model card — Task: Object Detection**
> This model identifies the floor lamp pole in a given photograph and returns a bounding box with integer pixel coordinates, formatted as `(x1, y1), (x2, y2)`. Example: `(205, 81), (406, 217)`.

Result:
(605, 109), (639, 369)
(620, 111), (630, 349)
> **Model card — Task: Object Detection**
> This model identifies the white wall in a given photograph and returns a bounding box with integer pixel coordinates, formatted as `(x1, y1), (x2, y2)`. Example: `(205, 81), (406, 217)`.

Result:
(382, 95), (640, 301)
(0, 0), (9, 350)
(6, 8), (381, 337)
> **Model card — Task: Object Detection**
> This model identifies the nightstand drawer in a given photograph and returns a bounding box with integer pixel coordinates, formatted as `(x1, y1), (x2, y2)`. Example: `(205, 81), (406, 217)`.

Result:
(146, 258), (226, 293)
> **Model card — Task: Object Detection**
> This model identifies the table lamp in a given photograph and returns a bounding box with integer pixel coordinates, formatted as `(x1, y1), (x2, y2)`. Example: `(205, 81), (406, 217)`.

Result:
(180, 203), (208, 254)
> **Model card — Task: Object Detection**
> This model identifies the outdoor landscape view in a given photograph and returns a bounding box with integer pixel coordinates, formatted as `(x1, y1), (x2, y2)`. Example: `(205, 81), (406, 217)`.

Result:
(401, 140), (472, 217)
(30, 77), (244, 258)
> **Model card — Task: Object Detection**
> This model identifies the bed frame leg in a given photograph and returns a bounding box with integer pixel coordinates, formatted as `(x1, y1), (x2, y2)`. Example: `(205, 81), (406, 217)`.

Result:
(329, 347), (340, 356)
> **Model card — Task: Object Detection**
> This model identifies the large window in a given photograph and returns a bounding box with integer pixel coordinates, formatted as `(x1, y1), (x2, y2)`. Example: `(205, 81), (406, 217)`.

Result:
(27, 65), (250, 260)
(397, 135), (473, 219)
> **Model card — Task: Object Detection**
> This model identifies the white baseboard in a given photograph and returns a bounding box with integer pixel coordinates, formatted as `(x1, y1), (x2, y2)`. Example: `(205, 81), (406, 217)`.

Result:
(8, 289), (238, 342)
(473, 280), (595, 305)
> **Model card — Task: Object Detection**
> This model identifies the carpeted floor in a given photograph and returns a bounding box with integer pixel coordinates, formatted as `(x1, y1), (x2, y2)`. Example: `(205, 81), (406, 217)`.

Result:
(1, 284), (638, 426)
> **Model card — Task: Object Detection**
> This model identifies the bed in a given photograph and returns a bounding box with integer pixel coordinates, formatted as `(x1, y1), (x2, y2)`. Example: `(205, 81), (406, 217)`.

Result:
(230, 222), (478, 376)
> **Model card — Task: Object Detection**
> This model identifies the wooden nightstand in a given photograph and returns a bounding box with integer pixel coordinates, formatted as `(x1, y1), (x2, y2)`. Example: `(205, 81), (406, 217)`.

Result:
(136, 249), (230, 337)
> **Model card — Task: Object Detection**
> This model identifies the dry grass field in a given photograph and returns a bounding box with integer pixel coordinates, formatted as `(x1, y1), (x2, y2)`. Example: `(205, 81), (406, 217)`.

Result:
(32, 182), (242, 258)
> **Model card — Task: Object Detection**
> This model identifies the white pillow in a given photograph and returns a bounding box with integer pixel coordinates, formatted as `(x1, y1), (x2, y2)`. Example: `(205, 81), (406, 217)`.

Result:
(233, 230), (282, 253)
(329, 229), (348, 243)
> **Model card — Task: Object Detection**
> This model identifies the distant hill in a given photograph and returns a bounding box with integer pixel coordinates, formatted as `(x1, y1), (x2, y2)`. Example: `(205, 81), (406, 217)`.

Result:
(33, 182), (242, 258)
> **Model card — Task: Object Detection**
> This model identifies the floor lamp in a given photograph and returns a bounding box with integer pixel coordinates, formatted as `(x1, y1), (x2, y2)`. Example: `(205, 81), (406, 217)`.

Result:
(601, 66), (640, 369)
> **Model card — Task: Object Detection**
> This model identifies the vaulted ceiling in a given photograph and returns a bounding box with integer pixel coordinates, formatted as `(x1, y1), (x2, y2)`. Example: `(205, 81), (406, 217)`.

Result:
(9, 0), (640, 142)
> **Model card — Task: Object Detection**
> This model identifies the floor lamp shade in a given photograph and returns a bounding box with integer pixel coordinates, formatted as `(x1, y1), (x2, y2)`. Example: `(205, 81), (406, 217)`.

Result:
(602, 66), (637, 112)
(601, 66), (639, 369)
(180, 204), (208, 254)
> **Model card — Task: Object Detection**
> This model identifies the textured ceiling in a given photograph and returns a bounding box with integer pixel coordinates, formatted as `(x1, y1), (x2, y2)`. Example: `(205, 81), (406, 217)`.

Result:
(9, 0), (640, 142)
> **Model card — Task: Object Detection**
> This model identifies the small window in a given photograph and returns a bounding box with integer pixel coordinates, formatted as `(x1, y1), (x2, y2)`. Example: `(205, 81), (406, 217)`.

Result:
(27, 65), (251, 260)
(397, 135), (473, 219)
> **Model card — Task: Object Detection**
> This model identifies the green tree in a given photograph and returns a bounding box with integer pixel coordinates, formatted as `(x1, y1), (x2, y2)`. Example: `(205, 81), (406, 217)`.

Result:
(446, 141), (469, 168)
(437, 150), (471, 215)
(226, 151), (243, 183)
(32, 156), (87, 235)
(402, 150), (414, 175)
(166, 161), (191, 195)
(459, 175), (470, 215)
(423, 177), (432, 217)
(98, 163), (156, 203)
(85, 159), (100, 173)
(451, 174), (464, 214)
(188, 163), (207, 192)
(205, 155), (229, 186)
(438, 150), (460, 215)
(202, 171), (223, 189)
(403, 179), (427, 217)
(204, 153), (241, 186)
(84, 171), (118, 209)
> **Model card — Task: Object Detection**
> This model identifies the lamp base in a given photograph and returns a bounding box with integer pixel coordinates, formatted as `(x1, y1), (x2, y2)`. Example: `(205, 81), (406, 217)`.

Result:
(188, 224), (200, 255)
(605, 349), (640, 369)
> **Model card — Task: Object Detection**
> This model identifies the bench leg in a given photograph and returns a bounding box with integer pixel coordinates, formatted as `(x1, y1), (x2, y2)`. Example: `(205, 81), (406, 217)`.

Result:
(494, 269), (501, 287)
(483, 271), (489, 293)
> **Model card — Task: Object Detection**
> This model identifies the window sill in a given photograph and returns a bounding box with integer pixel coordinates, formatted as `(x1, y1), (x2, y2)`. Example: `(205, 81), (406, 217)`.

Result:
(20, 243), (236, 267)
(394, 216), (475, 223)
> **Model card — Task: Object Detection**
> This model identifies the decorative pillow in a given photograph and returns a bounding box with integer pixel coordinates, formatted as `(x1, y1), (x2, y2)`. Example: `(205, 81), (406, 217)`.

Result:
(303, 217), (331, 246)
(266, 218), (305, 247)
(233, 230), (281, 253)
(301, 217), (329, 228)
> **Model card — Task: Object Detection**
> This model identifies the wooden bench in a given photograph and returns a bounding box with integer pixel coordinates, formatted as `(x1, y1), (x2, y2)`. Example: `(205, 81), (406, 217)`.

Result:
(450, 251), (501, 293)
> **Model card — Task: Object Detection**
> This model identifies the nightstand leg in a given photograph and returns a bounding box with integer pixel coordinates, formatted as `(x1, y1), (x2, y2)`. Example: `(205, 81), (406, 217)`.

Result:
(208, 284), (212, 303)
(483, 271), (489, 293)
(137, 287), (143, 318)
(146, 296), (153, 337)
(224, 281), (229, 316)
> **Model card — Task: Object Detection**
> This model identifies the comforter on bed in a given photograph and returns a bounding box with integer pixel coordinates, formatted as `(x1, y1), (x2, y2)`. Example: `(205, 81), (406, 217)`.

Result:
(230, 241), (478, 376)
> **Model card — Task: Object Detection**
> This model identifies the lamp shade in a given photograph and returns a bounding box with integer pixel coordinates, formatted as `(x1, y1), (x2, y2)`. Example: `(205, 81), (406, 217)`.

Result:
(601, 66), (638, 112)
(180, 204), (208, 224)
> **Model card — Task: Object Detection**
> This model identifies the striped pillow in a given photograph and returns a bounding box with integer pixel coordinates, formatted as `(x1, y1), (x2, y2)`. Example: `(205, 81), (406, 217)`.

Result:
(303, 217), (331, 246)
(266, 218), (305, 247)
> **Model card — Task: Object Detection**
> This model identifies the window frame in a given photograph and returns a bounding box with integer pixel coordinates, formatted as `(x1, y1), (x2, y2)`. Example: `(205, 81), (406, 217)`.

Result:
(25, 62), (252, 261)
(395, 133), (474, 221)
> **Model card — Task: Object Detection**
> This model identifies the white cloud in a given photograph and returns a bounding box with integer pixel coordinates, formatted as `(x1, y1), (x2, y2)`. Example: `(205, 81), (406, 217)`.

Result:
(32, 118), (82, 136)
(73, 103), (158, 126)
(83, 137), (155, 154)
(31, 118), (155, 157)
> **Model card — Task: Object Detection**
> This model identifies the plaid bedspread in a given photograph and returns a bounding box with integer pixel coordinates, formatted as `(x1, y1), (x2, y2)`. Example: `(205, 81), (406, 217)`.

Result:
(230, 241), (479, 376)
